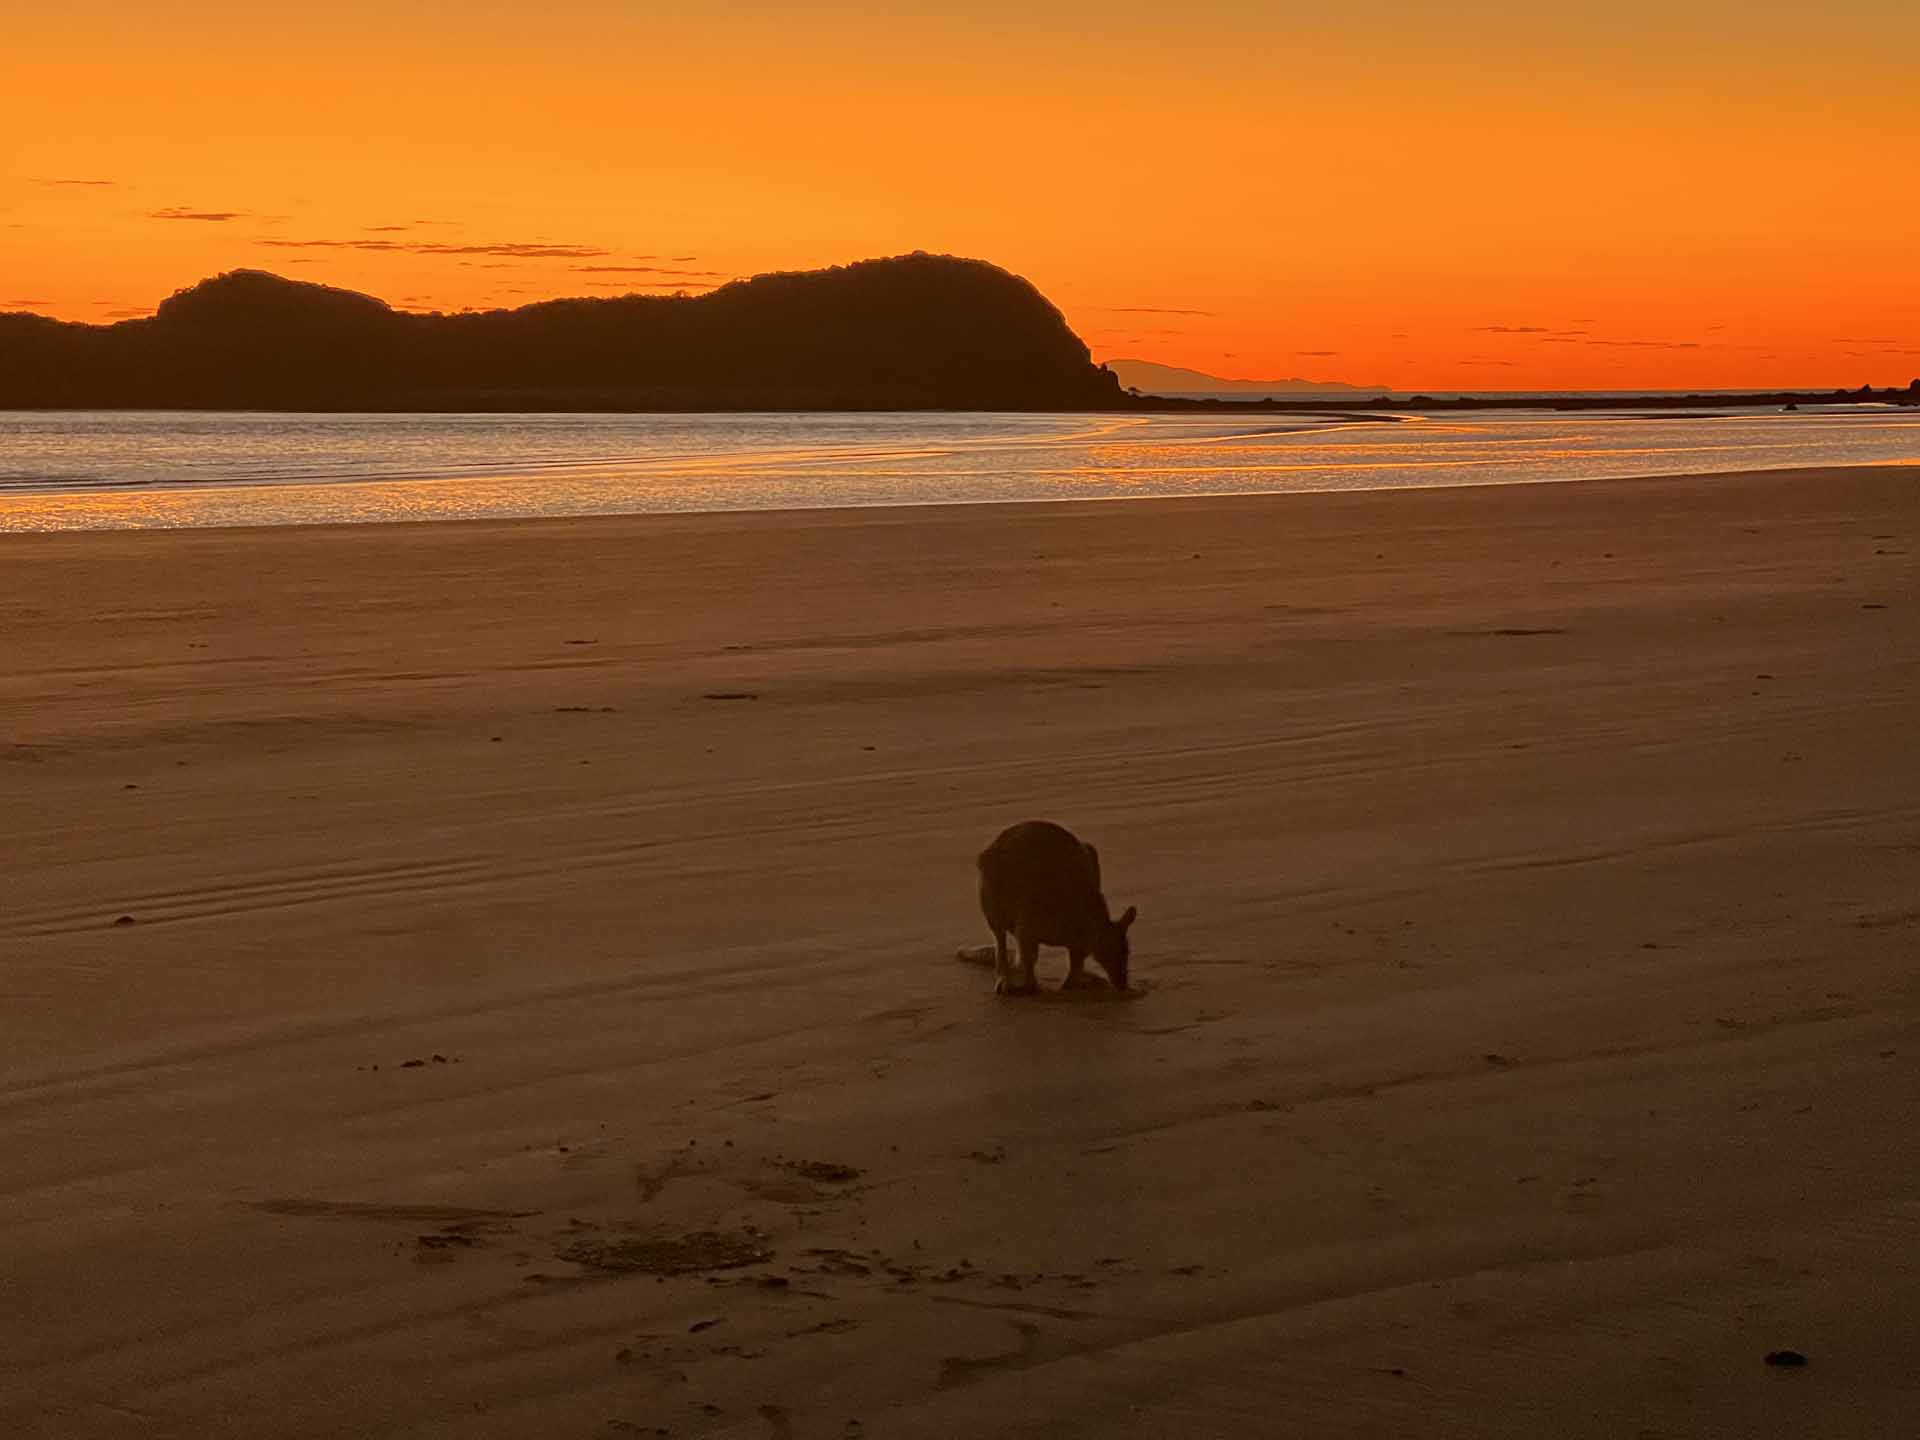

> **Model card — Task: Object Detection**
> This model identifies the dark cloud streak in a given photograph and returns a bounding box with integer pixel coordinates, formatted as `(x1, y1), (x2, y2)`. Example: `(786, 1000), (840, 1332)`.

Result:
(572, 264), (727, 277)
(257, 237), (615, 258)
(1581, 338), (1703, 350)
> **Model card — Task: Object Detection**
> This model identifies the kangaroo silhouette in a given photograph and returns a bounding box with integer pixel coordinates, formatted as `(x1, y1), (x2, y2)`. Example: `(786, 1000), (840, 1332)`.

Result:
(976, 820), (1136, 995)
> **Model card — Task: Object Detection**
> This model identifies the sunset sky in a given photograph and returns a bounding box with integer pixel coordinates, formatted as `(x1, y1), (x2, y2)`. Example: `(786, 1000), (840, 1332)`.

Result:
(7, 1), (1918, 389)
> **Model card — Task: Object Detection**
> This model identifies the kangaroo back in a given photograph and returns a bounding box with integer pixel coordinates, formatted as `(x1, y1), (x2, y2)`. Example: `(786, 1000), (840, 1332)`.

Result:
(978, 820), (1105, 939)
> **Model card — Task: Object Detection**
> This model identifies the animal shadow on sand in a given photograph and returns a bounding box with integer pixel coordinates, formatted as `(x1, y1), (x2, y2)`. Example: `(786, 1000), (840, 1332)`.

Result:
(953, 943), (1145, 1002)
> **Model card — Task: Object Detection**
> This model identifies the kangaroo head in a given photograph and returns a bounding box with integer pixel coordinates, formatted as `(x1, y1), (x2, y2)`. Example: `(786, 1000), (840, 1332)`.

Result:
(1093, 904), (1137, 990)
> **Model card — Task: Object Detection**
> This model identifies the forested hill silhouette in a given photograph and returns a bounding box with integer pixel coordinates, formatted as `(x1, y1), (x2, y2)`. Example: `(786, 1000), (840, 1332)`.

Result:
(0, 255), (1124, 411)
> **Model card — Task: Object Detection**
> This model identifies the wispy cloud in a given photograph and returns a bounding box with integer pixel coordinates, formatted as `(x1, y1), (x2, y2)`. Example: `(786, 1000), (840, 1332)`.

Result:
(38, 177), (115, 187)
(258, 237), (615, 258)
(571, 264), (728, 277)
(581, 278), (721, 291)
(1096, 305), (1218, 317)
(5, 298), (51, 308)
(150, 207), (246, 222)
(1296, 349), (1339, 357)
(1472, 324), (1552, 334)
(1581, 338), (1703, 350)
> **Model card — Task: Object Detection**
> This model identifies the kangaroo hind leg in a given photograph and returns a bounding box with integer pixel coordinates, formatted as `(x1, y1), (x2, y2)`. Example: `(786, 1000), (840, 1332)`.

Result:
(1015, 933), (1042, 995)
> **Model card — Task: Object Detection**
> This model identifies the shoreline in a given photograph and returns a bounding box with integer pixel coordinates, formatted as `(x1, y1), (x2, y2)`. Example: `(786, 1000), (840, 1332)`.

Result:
(2, 385), (1915, 414)
(5, 459), (1917, 542)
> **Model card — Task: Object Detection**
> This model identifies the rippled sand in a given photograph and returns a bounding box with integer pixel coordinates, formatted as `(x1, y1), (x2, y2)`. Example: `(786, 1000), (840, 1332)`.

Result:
(3, 467), (1917, 1436)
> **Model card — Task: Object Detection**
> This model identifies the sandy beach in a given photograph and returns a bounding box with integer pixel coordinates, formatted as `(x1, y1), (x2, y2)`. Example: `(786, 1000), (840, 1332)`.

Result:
(3, 466), (1917, 1438)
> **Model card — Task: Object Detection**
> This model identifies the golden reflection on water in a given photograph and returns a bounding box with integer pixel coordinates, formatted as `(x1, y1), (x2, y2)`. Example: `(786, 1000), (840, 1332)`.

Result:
(2, 411), (1916, 532)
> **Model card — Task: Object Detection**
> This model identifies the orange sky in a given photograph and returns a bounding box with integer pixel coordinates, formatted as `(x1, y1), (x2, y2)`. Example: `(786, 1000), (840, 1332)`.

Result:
(6, 2), (1918, 389)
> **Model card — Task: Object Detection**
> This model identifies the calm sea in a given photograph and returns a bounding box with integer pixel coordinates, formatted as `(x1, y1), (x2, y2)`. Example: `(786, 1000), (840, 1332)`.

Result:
(2, 408), (1916, 532)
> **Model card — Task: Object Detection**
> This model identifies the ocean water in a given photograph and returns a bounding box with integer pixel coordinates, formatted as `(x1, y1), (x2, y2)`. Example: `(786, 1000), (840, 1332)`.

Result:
(1, 408), (1916, 532)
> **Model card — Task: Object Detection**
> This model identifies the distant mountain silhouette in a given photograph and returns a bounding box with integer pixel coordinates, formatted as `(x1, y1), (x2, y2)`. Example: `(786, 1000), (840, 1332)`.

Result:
(1106, 359), (1384, 397)
(0, 255), (1123, 411)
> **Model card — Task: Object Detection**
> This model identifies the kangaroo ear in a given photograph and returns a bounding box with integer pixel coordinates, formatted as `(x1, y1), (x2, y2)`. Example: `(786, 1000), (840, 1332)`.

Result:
(1118, 905), (1137, 929)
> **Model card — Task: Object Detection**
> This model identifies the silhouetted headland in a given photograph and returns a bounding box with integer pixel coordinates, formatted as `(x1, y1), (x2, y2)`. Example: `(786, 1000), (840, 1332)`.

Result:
(0, 255), (1123, 412)
(2, 254), (1914, 412)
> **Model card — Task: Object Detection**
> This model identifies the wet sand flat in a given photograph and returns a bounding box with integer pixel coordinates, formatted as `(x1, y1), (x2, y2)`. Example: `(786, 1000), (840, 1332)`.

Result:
(3, 466), (1917, 1437)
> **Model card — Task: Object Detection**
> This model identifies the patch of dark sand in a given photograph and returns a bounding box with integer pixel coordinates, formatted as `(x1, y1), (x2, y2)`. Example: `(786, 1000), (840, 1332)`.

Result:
(936, 1320), (1042, 1389)
(1451, 627), (1569, 637)
(253, 1198), (535, 1224)
(415, 1232), (479, 1251)
(784, 1160), (861, 1184)
(786, 1317), (859, 1338)
(560, 1229), (771, 1276)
